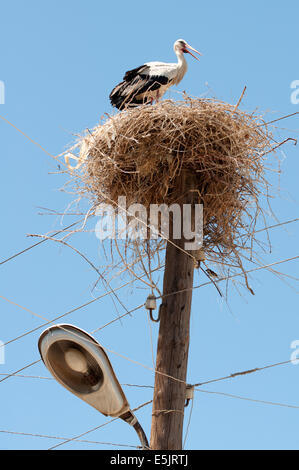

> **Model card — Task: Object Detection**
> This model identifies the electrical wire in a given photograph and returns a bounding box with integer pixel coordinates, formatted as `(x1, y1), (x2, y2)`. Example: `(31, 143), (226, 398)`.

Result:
(183, 397), (194, 449)
(156, 255), (299, 301)
(0, 373), (52, 380)
(195, 388), (299, 410)
(0, 218), (90, 267)
(91, 303), (145, 334)
(193, 359), (294, 387)
(0, 356), (296, 390)
(0, 360), (41, 384)
(1, 266), (163, 350)
(0, 430), (139, 448)
(48, 400), (152, 450)
(0, 295), (48, 321)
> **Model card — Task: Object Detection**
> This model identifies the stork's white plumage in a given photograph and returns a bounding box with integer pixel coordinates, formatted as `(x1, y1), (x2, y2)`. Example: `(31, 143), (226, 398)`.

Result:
(109, 39), (201, 110)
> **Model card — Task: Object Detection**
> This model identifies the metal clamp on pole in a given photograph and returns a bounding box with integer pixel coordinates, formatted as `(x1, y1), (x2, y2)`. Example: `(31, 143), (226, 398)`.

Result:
(185, 384), (194, 407)
(145, 294), (160, 322)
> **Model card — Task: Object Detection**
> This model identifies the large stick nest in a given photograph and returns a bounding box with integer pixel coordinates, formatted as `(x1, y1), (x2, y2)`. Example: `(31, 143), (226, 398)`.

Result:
(65, 96), (276, 292)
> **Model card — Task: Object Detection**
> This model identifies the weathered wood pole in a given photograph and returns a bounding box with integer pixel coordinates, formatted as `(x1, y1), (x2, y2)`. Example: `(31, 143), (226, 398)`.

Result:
(150, 170), (197, 450)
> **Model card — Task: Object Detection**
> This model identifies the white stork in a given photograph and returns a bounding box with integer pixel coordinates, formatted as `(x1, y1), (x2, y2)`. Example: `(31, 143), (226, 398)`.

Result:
(109, 39), (201, 110)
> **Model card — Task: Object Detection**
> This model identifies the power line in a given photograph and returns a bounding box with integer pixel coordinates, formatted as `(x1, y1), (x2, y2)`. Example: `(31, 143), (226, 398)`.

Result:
(0, 308), (146, 386)
(91, 303), (145, 334)
(193, 359), (293, 387)
(1, 268), (162, 350)
(122, 383), (154, 389)
(0, 301), (151, 388)
(249, 218), (299, 236)
(0, 360), (41, 384)
(1, 213), (296, 273)
(0, 356), (296, 389)
(0, 430), (139, 448)
(0, 373), (155, 385)
(38, 280), (299, 396)
(156, 255), (299, 301)
(46, 386), (299, 450)
(0, 302), (149, 388)
(258, 111), (299, 128)
(57, 319), (299, 406)
(195, 388), (299, 410)
(0, 373), (52, 380)
(48, 400), (152, 450)
(0, 218), (90, 267)
(26, 232), (133, 317)
(183, 396), (194, 449)
(0, 295), (49, 322)
(0, 114), (61, 162)
(2, 215), (297, 269)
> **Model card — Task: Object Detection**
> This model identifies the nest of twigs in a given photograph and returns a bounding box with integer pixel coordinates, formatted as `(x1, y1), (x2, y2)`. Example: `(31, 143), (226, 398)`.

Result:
(64, 96), (276, 293)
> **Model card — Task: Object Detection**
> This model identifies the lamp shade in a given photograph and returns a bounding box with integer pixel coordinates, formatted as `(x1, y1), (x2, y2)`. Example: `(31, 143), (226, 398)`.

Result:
(38, 324), (130, 417)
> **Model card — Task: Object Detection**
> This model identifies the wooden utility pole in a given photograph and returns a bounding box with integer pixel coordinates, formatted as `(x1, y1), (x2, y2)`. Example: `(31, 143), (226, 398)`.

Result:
(150, 170), (197, 450)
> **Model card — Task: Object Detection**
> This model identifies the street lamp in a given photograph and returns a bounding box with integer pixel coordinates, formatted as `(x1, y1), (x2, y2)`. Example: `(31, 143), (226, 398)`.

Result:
(38, 324), (149, 449)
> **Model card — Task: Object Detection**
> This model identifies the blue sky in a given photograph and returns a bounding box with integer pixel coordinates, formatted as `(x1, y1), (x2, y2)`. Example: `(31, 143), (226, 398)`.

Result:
(0, 0), (298, 450)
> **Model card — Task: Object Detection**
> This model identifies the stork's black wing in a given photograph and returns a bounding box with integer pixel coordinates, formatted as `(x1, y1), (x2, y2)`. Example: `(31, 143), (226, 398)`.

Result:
(123, 65), (148, 81)
(110, 64), (170, 110)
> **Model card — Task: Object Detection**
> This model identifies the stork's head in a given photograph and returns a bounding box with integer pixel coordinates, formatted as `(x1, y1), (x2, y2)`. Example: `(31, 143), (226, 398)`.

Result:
(174, 39), (202, 61)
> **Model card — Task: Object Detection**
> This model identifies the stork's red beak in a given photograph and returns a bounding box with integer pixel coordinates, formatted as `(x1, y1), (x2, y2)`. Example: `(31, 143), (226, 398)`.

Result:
(185, 44), (202, 61)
